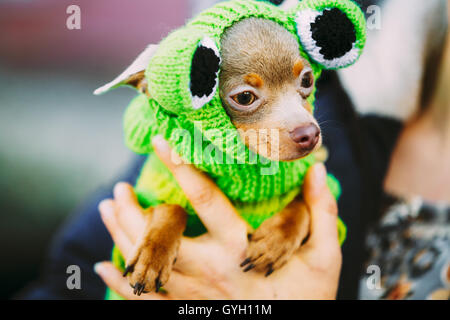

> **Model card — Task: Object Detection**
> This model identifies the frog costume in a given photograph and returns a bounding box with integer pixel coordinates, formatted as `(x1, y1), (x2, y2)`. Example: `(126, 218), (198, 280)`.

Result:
(95, 0), (366, 299)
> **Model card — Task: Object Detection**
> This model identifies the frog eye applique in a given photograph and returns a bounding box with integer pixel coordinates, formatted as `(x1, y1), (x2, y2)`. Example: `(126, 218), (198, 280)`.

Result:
(262, 0), (286, 5)
(294, 1), (366, 69)
(190, 37), (221, 110)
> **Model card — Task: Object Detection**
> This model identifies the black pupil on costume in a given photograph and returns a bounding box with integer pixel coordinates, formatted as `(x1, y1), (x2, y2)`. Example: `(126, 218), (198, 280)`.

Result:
(237, 92), (254, 105)
(190, 45), (220, 98)
(264, 0), (285, 5)
(310, 8), (356, 60)
(301, 72), (313, 88)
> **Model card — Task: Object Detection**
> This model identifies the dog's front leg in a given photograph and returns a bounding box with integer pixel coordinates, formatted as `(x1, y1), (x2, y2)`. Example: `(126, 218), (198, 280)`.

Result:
(124, 204), (187, 295)
(241, 197), (310, 276)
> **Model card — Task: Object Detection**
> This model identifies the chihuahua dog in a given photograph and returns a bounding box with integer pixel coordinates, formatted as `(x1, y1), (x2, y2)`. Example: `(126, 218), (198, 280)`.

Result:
(96, 0), (366, 295)
(122, 18), (318, 295)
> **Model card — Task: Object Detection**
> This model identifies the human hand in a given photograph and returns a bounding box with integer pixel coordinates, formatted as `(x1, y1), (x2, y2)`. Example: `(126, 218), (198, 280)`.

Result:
(95, 135), (342, 300)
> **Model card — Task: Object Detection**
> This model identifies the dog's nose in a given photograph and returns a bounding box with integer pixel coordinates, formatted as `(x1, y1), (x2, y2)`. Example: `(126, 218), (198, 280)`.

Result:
(290, 124), (320, 150)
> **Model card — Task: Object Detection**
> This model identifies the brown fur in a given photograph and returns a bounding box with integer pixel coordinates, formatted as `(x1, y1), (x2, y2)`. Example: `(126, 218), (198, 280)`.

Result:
(126, 70), (150, 97)
(220, 18), (301, 88)
(219, 18), (321, 161)
(292, 60), (304, 78)
(244, 73), (264, 88)
(304, 102), (313, 114)
(125, 204), (187, 295)
(244, 198), (310, 273)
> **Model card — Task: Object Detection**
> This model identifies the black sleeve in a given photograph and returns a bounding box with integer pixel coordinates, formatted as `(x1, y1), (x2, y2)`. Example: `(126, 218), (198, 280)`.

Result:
(358, 114), (404, 222)
(315, 71), (403, 299)
(16, 156), (147, 300)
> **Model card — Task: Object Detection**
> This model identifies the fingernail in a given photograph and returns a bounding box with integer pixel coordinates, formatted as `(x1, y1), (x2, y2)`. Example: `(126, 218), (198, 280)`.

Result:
(312, 163), (327, 187)
(94, 262), (105, 275)
(307, 163), (327, 200)
(98, 200), (107, 213)
(114, 182), (131, 198)
(98, 200), (114, 220)
(152, 135), (184, 166)
(152, 135), (170, 154)
(115, 182), (129, 190)
(98, 200), (109, 212)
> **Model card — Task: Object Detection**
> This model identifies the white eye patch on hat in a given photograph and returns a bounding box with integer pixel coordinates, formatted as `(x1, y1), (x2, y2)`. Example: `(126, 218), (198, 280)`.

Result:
(294, 4), (364, 70)
(189, 37), (221, 110)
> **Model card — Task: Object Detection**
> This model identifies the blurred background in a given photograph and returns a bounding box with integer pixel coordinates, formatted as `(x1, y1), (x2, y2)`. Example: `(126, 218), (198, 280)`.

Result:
(0, 0), (448, 300)
(0, 0), (189, 299)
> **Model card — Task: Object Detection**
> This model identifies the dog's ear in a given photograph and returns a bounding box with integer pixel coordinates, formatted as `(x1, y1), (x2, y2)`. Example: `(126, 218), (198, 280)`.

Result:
(94, 44), (159, 95)
(292, 0), (366, 69)
(189, 37), (221, 110)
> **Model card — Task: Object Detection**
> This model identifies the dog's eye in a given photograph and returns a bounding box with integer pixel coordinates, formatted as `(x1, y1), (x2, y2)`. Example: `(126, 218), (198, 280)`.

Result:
(298, 70), (314, 98)
(232, 91), (256, 106)
(301, 71), (314, 89)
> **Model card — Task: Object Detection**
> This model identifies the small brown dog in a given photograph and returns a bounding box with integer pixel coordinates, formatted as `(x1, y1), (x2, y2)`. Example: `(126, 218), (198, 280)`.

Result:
(110, 18), (323, 295)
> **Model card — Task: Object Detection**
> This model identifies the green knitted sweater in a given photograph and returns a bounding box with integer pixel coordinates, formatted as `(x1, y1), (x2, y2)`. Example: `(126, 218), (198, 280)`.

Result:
(100, 0), (366, 299)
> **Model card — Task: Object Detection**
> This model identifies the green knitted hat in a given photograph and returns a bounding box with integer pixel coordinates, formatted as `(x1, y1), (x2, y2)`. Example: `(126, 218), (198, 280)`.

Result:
(146, 0), (365, 114)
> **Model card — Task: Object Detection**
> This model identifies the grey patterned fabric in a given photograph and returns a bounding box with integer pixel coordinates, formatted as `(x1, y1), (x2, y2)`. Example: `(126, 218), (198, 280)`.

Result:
(359, 196), (450, 300)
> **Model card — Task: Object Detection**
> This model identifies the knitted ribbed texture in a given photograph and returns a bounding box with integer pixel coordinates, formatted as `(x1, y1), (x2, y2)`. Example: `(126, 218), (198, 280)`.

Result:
(125, 95), (317, 204)
(133, 153), (341, 233)
(291, 0), (366, 69)
(126, 94), (344, 237)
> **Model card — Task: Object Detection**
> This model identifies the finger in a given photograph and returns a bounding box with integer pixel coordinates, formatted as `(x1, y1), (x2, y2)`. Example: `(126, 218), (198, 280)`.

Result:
(163, 270), (205, 299)
(94, 262), (168, 300)
(113, 182), (146, 242)
(300, 163), (341, 264)
(98, 199), (134, 257)
(172, 237), (208, 275)
(152, 135), (247, 245)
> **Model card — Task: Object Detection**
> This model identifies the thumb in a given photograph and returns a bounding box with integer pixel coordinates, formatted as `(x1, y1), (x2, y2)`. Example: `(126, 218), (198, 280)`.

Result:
(301, 163), (341, 265)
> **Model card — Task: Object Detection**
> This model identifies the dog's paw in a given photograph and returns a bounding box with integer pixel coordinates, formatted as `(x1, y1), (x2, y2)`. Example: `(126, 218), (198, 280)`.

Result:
(124, 235), (180, 296)
(241, 213), (306, 276)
